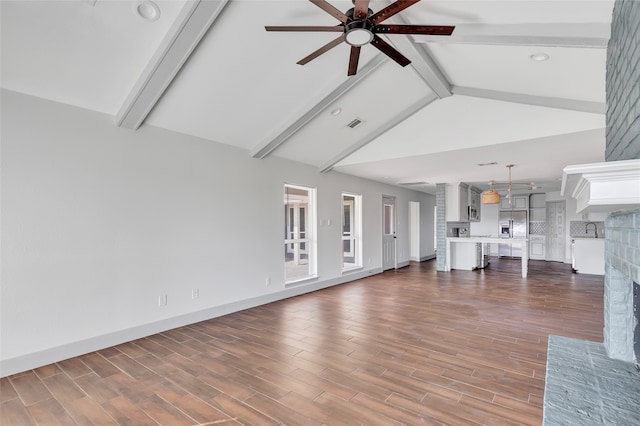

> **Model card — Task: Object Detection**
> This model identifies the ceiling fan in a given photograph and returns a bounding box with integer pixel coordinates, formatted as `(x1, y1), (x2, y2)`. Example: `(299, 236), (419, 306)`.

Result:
(265, 0), (455, 76)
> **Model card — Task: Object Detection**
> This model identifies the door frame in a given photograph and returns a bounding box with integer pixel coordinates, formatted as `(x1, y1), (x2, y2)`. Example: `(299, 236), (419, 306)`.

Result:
(409, 201), (420, 262)
(382, 195), (397, 270)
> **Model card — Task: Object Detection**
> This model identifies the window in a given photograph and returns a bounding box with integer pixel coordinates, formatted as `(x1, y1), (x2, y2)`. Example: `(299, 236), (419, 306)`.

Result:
(342, 193), (362, 270)
(284, 184), (316, 283)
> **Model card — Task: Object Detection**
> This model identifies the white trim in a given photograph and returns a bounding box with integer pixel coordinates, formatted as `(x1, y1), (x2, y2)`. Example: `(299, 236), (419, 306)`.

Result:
(452, 86), (605, 114)
(320, 94), (438, 173)
(250, 55), (387, 159)
(412, 23), (610, 49)
(379, 8), (452, 98)
(0, 268), (382, 377)
(561, 159), (640, 213)
(116, 0), (230, 129)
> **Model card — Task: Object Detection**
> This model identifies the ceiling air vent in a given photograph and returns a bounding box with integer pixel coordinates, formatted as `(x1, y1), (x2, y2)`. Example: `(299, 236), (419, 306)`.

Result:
(399, 181), (429, 186)
(346, 118), (364, 129)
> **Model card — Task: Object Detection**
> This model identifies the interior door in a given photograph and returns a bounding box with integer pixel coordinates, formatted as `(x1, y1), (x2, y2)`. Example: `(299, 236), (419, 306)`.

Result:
(382, 196), (396, 271)
(546, 201), (566, 262)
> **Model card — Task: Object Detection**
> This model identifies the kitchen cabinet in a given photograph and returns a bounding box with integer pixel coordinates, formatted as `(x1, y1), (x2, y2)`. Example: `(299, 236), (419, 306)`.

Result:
(451, 241), (482, 270)
(500, 195), (528, 210)
(573, 238), (604, 275)
(468, 186), (482, 222)
(446, 183), (469, 222)
(529, 193), (546, 222)
(529, 235), (546, 260)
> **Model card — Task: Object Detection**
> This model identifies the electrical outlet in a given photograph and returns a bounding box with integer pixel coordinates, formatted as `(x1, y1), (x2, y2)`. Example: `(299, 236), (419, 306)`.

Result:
(158, 294), (167, 307)
(265, 277), (271, 286)
(191, 289), (199, 300)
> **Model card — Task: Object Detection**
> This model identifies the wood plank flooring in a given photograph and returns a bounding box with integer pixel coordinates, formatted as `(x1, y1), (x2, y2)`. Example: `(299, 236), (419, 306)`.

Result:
(1, 258), (604, 425)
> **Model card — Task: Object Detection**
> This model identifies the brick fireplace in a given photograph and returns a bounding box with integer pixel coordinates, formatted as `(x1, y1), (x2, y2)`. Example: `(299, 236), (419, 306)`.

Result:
(602, 0), (640, 365)
(604, 210), (640, 364)
(546, 2), (640, 422)
(562, 0), (640, 365)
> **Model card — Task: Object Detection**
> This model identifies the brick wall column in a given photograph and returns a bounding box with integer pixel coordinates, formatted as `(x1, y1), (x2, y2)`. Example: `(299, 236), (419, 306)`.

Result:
(603, 0), (640, 362)
(436, 183), (447, 271)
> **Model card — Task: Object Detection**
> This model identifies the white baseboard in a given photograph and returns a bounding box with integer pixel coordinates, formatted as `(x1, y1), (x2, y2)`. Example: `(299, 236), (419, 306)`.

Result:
(0, 268), (382, 377)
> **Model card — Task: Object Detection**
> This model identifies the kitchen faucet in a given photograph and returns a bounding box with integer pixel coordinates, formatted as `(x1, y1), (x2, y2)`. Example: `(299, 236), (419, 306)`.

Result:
(585, 222), (598, 238)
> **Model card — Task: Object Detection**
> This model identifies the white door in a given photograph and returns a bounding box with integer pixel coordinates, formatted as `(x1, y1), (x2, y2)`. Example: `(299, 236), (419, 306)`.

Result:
(382, 196), (396, 270)
(546, 201), (565, 262)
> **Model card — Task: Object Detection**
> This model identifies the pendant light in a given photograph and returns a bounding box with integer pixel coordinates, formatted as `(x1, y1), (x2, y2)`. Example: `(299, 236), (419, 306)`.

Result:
(481, 164), (535, 205)
(481, 188), (500, 204)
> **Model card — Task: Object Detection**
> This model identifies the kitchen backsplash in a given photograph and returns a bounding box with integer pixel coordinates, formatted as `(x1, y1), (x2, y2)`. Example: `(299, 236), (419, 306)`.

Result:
(529, 222), (547, 235)
(570, 221), (605, 238)
(446, 221), (470, 237)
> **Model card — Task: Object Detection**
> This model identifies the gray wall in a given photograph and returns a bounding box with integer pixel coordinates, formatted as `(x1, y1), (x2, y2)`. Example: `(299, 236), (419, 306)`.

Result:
(0, 90), (436, 375)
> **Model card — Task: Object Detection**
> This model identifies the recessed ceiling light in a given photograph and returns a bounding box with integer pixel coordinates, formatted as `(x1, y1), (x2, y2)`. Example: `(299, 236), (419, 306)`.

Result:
(133, 1), (160, 22)
(330, 107), (342, 116)
(530, 52), (549, 62)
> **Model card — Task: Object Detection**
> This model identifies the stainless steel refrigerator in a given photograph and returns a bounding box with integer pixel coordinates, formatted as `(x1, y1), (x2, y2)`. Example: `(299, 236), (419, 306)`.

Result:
(499, 210), (528, 258)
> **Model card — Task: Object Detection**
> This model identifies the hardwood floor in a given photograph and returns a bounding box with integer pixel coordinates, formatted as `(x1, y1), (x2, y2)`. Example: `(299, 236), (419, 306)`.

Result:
(1, 258), (604, 425)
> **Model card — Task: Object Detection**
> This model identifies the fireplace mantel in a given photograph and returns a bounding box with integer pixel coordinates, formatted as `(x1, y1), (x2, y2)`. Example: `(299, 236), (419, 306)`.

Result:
(561, 159), (640, 213)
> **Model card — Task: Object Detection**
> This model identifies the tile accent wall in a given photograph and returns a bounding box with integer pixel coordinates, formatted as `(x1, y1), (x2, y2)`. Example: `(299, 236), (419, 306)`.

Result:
(446, 221), (471, 237)
(529, 222), (547, 235)
(570, 221), (605, 238)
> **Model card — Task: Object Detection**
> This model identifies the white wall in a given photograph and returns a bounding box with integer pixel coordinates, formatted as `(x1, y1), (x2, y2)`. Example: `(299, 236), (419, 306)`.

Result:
(0, 90), (436, 375)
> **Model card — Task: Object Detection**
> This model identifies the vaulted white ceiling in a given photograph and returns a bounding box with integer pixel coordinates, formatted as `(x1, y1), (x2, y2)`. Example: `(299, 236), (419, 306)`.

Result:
(1, 0), (614, 194)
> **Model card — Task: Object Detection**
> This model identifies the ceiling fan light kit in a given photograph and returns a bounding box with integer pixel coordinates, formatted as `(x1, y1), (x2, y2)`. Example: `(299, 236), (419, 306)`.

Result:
(345, 23), (375, 46)
(265, 0), (455, 76)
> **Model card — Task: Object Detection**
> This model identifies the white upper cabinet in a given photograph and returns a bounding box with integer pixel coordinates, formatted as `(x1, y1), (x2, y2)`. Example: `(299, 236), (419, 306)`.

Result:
(446, 183), (469, 222)
(529, 193), (546, 222)
(500, 195), (528, 210)
(468, 186), (481, 222)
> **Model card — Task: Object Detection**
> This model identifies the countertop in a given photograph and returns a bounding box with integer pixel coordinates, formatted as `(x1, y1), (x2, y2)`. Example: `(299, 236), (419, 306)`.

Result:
(446, 237), (528, 244)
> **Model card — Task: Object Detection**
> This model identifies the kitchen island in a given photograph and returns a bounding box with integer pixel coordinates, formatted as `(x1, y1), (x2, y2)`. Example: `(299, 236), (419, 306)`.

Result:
(446, 237), (529, 277)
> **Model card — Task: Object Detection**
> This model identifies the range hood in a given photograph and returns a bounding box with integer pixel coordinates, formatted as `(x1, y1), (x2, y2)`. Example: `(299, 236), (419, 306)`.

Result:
(561, 159), (640, 213)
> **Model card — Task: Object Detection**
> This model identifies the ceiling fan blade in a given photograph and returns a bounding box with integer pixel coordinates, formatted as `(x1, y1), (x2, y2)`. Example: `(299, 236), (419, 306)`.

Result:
(297, 35), (345, 65)
(265, 25), (344, 32)
(348, 46), (361, 76)
(370, 0), (421, 24)
(370, 35), (411, 67)
(353, 0), (370, 20)
(309, 0), (350, 24)
(374, 24), (455, 36)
